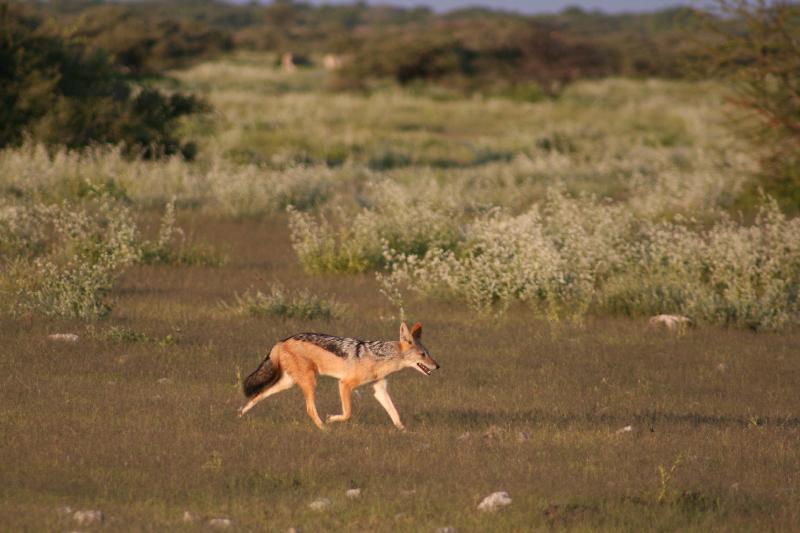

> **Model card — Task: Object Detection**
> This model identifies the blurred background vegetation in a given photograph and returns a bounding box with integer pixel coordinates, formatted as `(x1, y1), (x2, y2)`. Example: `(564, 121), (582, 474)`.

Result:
(1, 2), (207, 158)
(1, 0), (797, 209)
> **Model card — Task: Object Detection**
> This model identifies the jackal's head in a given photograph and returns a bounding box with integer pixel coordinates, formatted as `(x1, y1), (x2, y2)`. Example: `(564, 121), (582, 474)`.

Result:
(399, 321), (440, 376)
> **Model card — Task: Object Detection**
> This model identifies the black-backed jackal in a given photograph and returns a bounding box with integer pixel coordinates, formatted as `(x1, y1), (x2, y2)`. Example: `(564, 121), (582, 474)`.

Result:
(239, 322), (439, 430)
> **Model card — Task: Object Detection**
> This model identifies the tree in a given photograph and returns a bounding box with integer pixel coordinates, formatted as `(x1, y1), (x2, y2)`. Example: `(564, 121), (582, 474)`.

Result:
(0, 3), (205, 158)
(707, 1), (800, 210)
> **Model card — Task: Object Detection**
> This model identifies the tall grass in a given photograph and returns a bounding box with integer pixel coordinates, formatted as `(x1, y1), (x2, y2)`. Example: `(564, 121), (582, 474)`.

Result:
(210, 164), (335, 218)
(1, 73), (751, 218)
(223, 283), (344, 320)
(0, 143), (335, 216)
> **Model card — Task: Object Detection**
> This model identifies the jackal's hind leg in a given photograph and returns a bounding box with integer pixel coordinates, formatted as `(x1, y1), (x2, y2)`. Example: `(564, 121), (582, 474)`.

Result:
(238, 373), (295, 417)
(327, 380), (355, 424)
(373, 379), (405, 431)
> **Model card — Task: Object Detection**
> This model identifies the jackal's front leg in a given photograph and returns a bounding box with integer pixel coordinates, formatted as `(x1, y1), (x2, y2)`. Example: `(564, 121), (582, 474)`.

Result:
(327, 380), (354, 423)
(373, 379), (405, 431)
(296, 373), (326, 430)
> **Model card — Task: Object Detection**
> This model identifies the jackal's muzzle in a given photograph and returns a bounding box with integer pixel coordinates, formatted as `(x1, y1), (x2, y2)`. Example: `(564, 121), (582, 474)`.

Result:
(415, 359), (440, 376)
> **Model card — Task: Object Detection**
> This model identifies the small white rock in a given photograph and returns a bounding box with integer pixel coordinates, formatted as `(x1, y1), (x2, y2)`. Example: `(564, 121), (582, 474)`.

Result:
(345, 488), (361, 499)
(615, 425), (633, 434)
(516, 431), (530, 442)
(648, 314), (692, 331)
(208, 517), (233, 528)
(477, 491), (512, 512)
(73, 509), (103, 525)
(436, 527), (457, 533)
(309, 498), (331, 511)
(48, 333), (79, 342)
(56, 505), (73, 516)
(157, 377), (173, 385)
(456, 432), (471, 441)
(182, 510), (199, 523)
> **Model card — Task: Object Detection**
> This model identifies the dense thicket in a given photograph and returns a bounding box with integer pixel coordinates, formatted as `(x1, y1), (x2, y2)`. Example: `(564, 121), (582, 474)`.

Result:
(31, 1), (704, 84)
(0, 3), (205, 157)
(333, 18), (624, 94)
(51, 4), (232, 75)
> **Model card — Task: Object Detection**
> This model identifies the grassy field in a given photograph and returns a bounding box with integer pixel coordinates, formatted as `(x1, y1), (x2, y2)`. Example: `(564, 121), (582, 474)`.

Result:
(2, 55), (799, 531)
(2, 215), (800, 531)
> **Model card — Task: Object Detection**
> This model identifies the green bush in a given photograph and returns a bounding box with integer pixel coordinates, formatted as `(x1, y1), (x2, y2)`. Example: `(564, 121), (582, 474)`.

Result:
(89, 325), (150, 344)
(334, 19), (622, 95)
(58, 5), (233, 75)
(0, 4), (205, 158)
(224, 284), (343, 321)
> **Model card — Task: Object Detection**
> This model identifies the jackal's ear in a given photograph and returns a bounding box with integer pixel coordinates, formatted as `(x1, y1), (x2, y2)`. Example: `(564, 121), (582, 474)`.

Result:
(410, 322), (422, 339)
(400, 321), (413, 343)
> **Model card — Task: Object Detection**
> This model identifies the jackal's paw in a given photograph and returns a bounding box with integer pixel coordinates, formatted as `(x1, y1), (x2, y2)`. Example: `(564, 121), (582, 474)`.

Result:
(326, 414), (349, 424)
(395, 424), (407, 432)
(237, 407), (247, 418)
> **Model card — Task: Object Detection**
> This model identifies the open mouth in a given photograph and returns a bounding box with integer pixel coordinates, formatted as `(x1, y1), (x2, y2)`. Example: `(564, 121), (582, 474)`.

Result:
(417, 363), (432, 376)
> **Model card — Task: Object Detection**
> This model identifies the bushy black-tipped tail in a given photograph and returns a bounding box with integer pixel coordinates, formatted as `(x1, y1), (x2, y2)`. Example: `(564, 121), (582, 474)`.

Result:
(243, 355), (281, 398)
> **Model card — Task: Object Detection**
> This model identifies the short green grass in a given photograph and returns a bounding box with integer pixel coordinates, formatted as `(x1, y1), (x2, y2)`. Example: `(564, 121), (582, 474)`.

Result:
(1, 216), (799, 531)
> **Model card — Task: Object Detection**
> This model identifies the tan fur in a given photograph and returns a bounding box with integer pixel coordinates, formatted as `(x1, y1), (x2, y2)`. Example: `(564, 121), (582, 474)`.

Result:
(238, 322), (439, 431)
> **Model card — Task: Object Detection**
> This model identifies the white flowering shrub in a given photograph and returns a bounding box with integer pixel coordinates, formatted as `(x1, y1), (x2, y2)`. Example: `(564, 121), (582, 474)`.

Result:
(140, 199), (226, 266)
(288, 180), (464, 273)
(380, 192), (630, 321)
(382, 193), (800, 329)
(288, 208), (378, 274)
(1, 198), (140, 320)
(0, 200), (56, 259)
(640, 201), (800, 329)
(210, 164), (334, 218)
